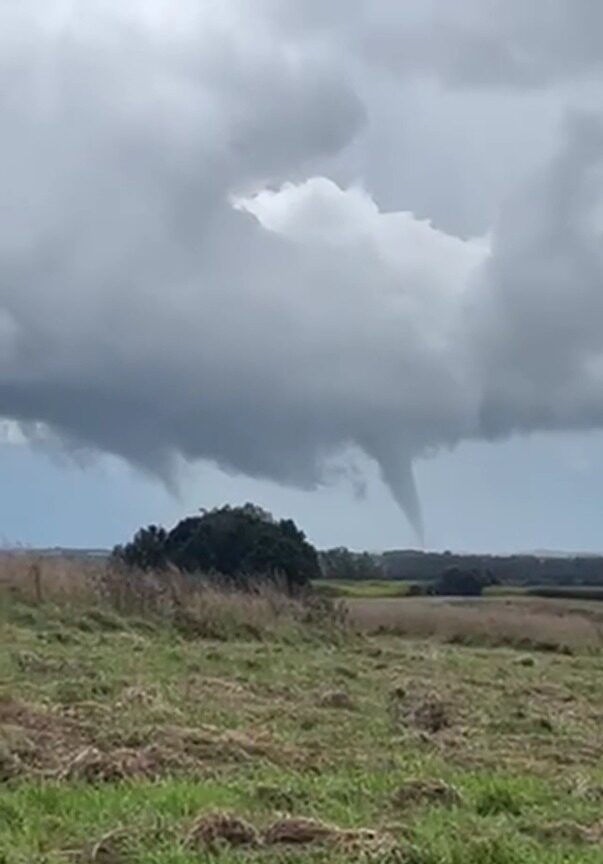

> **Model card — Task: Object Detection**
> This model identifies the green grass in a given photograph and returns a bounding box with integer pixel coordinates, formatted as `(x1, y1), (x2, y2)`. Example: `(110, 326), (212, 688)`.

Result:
(2, 596), (603, 862)
(312, 579), (411, 598)
(484, 585), (530, 596)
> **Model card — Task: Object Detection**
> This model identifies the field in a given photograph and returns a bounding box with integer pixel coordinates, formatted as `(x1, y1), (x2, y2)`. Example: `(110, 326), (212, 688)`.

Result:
(346, 595), (603, 653)
(3, 560), (603, 862)
(312, 579), (411, 599)
(315, 581), (603, 603)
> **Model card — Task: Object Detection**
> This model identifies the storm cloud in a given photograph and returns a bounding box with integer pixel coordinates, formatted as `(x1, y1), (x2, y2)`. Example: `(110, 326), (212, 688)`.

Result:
(1, 0), (603, 540)
(361, 0), (603, 87)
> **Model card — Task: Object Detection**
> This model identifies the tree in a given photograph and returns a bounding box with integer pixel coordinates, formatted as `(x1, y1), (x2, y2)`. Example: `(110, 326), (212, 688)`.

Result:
(112, 504), (320, 590)
(113, 524), (168, 571)
(434, 566), (485, 597)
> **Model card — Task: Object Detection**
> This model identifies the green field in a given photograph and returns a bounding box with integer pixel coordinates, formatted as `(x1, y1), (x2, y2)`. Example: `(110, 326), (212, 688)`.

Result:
(315, 579), (603, 602)
(3, 587), (603, 863)
(312, 579), (411, 598)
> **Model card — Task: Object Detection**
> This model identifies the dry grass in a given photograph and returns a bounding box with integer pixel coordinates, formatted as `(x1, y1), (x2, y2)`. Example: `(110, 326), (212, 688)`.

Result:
(0, 553), (348, 643)
(187, 812), (389, 853)
(58, 745), (165, 783)
(347, 596), (603, 652)
(187, 812), (260, 849)
(262, 816), (347, 846)
(4, 553), (602, 656)
(0, 696), (306, 782)
(0, 553), (103, 605)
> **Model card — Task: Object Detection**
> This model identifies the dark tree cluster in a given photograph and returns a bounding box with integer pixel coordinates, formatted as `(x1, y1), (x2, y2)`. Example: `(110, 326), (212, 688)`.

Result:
(434, 566), (490, 597)
(381, 550), (603, 587)
(112, 503), (320, 590)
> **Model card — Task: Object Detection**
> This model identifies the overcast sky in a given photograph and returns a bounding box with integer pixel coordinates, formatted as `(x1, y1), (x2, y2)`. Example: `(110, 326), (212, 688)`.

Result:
(2, 1), (603, 553)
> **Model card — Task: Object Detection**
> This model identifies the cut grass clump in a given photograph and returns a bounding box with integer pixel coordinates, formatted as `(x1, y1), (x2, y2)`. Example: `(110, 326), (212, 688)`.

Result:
(263, 816), (339, 845)
(59, 745), (166, 783)
(187, 812), (393, 855)
(187, 812), (260, 849)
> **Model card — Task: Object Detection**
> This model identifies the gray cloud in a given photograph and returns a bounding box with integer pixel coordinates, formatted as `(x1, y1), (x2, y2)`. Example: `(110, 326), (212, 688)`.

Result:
(362, 0), (603, 87)
(1, 1), (603, 541)
(476, 114), (603, 436)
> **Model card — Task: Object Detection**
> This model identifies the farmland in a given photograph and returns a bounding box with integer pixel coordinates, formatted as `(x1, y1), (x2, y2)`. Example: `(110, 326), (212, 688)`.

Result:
(2, 559), (603, 862)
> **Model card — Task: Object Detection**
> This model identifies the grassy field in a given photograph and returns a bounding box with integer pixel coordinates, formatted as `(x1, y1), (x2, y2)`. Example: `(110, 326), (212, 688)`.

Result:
(3, 561), (603, 862)
(314, 580), (603, 603)
(312, 579), (411, 599)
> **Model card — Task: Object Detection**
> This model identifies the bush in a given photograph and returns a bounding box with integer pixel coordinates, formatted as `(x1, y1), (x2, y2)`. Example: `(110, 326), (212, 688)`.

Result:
(113, 503), (320, 591)
(112, 525), (167, 571)
(434, 567), (485, 597)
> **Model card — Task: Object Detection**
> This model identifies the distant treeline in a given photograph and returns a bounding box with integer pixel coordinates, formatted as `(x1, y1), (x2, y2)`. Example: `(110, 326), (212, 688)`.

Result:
(527, 586), (603, 601)
(320, 548), (603, 587)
